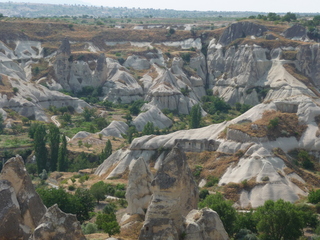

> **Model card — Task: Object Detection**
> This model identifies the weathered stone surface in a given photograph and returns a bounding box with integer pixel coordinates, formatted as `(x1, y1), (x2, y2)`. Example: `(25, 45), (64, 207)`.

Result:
(282, 24), (307, 40)
(139, 146), (198, 240)
(132, 104), (173, 131)
(0, 180), (25, 240)
(58, 37), (71, 55)
(31, 204), (86, 240)
(71, 130), (92, 140)
(184, 208), (229, 240)
(218, 22), (268, 46)
(0, 155), (47, 240)
(97, 120), (128, 138)
(126, 157), (153, 215)
(124, 55), (151, 70)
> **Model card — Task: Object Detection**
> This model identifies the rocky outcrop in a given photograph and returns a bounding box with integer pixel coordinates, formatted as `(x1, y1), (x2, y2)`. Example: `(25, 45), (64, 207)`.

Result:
(282, 24), (308, 41)
(145, 69), (198, 114)
(296, 44), (320, 88)
(139, 146), (198, 240)
(132, 104), (173, 131)
(31, 204), (86, 240)
(0, 155), (47, 240)
(126, 157), (153, 215)
(103, 58), (143, 104)
(71, 131), (92, 140)
(124, 55), (151, 70)
(0, 155), (86, 240)
(98, 120), (128, 138)
(184, 208), (229, 240)
(218, 22), (268, 46)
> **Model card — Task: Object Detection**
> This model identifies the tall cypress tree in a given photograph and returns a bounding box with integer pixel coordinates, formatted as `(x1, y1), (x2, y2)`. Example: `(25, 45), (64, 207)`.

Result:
(100, 139), (112, 162)
(58, 134), (67, 172)
(48, 123), (60, 171)
(189, 104), (202, 129)
(105, 140), (112, 159)
(34, 124), (47, 174)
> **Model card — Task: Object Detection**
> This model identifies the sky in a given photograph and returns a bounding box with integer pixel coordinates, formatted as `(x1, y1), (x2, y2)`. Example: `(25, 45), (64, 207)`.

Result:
(84, 0), (319, 13)
(1, 0), (320, 13)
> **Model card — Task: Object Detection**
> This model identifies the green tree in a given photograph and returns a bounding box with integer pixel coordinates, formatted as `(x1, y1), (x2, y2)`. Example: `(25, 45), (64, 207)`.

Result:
(281, 12), (297, 22)
(199, 193), (237, 235)
(267, 12), (280, 21)
(129, 99), (145, 115)
(61, 113), (71, 123)
(90, 181), (107, 203)
(122, 112), (132, 124)
(189, 104), (201, 129)
(0, 113), (4, 134)
(102, 140), (112, 160)
(74, 188), (95, 222)
(234, 210), (258, 235)
(48, 123), (60, 171)
(34, 124), (47, 174)
(29, 122), (41, 139)
(57, 134), (68, 171)
(127, 126), (137, 144)
(37, 187), (94, 223)
(82, 107), (96, 122)
(142, 122), (154, 135)
(96, 212), (120, 237)
(308, 189), (320, 204)
(254, 199), (304, 240)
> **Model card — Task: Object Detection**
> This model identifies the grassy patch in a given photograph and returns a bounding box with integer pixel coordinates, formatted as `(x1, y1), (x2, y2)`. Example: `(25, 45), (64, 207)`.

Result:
(281, 50), (297, 60)
(228, 110), (306, 140)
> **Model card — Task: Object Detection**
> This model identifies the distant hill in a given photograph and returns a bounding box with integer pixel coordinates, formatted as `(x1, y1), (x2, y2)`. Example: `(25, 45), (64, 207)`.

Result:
(0, 2), (317, 18)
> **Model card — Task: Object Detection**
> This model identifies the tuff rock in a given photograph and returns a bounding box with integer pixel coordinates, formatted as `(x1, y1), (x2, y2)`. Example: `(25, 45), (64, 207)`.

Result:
(0, 155), (47, 240)
(184, 208), (229, 240)
(138, 146), (198, 240)
(31, 204), (86, 240)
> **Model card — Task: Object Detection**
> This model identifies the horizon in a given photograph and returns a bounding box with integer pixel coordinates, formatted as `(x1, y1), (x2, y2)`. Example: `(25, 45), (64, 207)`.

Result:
(0, 0), (319, 13)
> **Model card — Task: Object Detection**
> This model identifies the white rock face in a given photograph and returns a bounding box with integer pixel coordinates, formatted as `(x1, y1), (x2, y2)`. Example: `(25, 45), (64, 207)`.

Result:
(103, 58), (143, 104)
(124, 55), (151, 70)
(126, 157), (153, 215)
(132, 104), (173, 131)
(184, 208), (229, 240)
(96, 96), (320, 206)
(97, 121), (128, 138)
(155, 38), (202, 50)
(139, 147), (198, 240)
(31, 204), (86, 240)
(71, 131), (92, 140)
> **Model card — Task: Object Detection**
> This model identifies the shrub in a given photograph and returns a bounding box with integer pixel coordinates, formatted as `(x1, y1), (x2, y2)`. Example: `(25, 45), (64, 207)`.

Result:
(268, 117), (279, 129)
(96, 213), (120, 236)
(193, 165), (203, 178)
(68, 185), (76, 191)
(308, 189), (320, 204)
(205, 176), (219, 187)
(84, 223), (98, 234)
(199, 189), (209, 200)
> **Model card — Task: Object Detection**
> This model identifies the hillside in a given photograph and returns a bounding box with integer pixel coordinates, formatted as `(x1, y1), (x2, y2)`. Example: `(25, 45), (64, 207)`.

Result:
(1, 14), (320, 239)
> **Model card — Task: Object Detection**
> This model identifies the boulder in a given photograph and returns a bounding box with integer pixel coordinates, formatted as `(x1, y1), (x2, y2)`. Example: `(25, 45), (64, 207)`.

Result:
(0, 155), (47, 240)
(97, 120), (128, 138)
(282, 24), (307, 40)
(139, 146), (198, 240)
(184, 208), (229, 240)
(31, 204), (86, 240)
(132, 104), (173, 131)
(71, 131), (92, 140)
(124, 55), (151, 70)
(126, 157), (153, 215)
(0, 180), (26, 240)
(218, 22), (268, 46)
